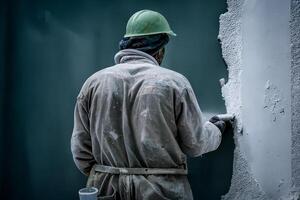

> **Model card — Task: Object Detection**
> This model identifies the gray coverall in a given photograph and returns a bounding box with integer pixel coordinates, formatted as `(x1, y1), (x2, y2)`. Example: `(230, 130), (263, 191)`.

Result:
(71, 49), (222, 200)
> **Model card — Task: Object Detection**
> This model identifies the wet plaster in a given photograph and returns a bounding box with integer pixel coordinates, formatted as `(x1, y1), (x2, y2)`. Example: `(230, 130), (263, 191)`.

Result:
(218, 0), (300, 199)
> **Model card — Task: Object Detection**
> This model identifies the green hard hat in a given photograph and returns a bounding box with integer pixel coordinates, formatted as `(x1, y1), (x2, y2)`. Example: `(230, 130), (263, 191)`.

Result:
(124, 10), (176, 38)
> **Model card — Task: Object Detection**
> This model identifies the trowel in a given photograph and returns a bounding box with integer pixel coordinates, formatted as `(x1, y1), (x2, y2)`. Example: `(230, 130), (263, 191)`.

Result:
(217, 114), (235, 122)
(217, 78), (235, 123)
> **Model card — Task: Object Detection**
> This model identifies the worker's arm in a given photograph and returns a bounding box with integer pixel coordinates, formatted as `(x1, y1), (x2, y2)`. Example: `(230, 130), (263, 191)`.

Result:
(71, 97), (96, 176)
(176, 87), (222, 157)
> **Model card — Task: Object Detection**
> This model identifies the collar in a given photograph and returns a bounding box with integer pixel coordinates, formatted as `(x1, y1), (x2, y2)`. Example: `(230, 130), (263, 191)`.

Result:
(114, 49), (159, 66)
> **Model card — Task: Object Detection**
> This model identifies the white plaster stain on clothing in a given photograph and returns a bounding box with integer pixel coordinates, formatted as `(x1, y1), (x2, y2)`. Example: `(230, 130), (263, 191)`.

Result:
(140, 109), (149, 118)
(109, 131), (119, 141)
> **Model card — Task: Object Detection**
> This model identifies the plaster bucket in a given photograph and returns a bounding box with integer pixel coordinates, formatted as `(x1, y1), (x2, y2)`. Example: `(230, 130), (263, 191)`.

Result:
(79, 187), (98, 200)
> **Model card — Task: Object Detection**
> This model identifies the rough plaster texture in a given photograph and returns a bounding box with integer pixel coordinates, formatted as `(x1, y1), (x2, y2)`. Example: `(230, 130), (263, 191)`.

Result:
(264, 80), (286, 122)
(219, 0), (300, 199)
(291, 0), (300, 196)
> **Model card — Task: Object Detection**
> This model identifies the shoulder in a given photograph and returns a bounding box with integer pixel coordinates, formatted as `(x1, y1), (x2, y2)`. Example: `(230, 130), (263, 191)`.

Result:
(77, 65), (118, 100)
(146, 65), (192, 91)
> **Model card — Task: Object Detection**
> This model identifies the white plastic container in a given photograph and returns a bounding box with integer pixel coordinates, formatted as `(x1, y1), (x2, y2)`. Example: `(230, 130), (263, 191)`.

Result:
(79, 187), (98, 200)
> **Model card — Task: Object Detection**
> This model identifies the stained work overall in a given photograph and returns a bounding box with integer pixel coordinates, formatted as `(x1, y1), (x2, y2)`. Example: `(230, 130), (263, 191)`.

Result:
(71, 49), (222, 199)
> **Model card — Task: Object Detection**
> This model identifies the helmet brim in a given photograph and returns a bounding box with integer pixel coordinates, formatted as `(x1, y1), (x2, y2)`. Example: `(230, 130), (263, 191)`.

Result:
(124, 30), (177, 38)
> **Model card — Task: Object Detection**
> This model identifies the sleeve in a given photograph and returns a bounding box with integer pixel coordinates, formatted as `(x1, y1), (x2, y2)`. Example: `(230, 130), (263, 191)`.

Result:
(176, 87), (222, 157)
(71, 98), (96, 176)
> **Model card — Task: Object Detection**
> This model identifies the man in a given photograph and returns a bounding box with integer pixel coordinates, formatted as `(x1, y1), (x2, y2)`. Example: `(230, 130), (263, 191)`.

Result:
(71, 10), (226, 200)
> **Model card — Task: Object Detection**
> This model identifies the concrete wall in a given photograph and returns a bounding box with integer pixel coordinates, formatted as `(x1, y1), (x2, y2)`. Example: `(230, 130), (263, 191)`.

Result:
(219, 0), (300, 199)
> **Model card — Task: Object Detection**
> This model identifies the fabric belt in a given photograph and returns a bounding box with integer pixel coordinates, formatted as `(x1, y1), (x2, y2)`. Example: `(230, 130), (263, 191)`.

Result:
(94, 164), (188, 175)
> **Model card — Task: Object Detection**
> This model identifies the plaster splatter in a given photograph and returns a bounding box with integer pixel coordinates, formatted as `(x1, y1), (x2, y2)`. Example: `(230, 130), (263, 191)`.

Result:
(264, 80), (285, 122)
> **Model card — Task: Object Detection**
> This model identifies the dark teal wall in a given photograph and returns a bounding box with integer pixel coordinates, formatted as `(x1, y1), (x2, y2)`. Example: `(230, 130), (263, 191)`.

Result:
(0, 0), (233, 199)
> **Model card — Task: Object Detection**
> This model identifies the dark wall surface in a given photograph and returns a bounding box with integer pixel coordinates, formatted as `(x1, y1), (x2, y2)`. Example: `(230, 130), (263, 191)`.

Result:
(0, 0), (233, 199)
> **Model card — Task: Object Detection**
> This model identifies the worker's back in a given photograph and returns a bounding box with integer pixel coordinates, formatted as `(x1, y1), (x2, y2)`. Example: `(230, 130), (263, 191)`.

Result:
(71, 49), (222, 200)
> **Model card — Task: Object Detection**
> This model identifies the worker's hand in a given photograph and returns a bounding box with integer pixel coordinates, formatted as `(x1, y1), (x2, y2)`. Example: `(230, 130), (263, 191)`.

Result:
(209, 116), (226, 134)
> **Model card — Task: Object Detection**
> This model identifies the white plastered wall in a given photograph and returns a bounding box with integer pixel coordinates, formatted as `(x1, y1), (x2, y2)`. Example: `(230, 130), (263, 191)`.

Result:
(219, 0), (300, 199)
